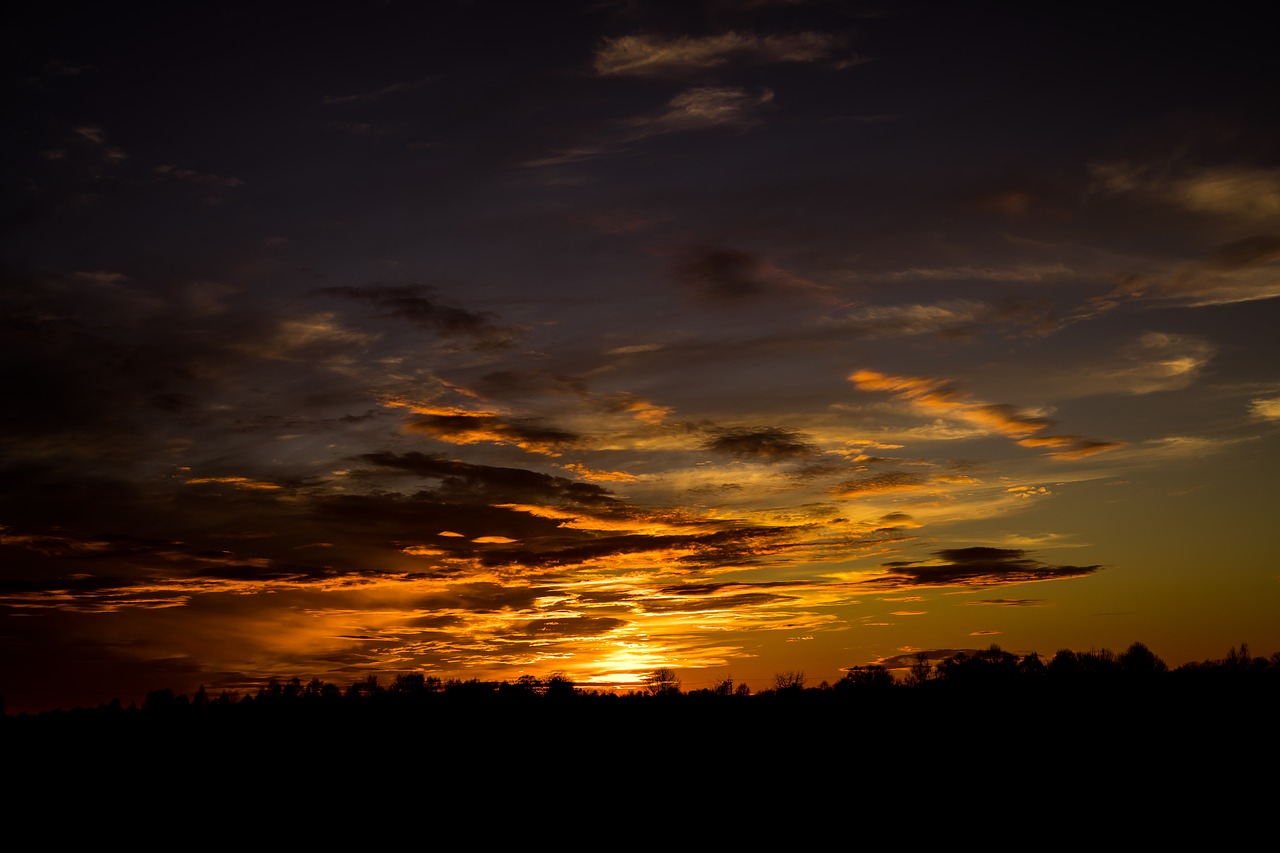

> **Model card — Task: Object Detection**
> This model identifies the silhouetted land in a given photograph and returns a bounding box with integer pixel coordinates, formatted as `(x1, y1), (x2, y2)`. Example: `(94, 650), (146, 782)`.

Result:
(6, 642), (1278, 814)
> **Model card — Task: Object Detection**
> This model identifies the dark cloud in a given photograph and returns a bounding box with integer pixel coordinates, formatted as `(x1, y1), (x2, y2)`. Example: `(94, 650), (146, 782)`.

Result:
(510, 616), (628, 638)
(317, 285), (521, 345)
(308, 491), (570, 554)
(674, 247), (769, 300)
(960, 598), (1046, 607)
(1203, 235), (1280, 270)
(642, 592), (792, 612)
(878, 649), (975, 669)
(472, 369), (586, 399)
(832, 472), (926, 496)
(658, 580), (794, 596)
(405, 414), (580, 453)
(0, 528), (356, 609)
(360, 451), (618, 506)
(870, 547), (1101, 589)
(407, 583), (548, 614)
(703, 427), (817, 463)
(473, 523), (791, 571)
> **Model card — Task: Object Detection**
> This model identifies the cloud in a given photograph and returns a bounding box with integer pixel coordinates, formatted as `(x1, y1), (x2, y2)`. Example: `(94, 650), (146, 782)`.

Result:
(317, 285), (521, 345)
(594, 31), (851, 76)
(1250, 397), (1280, 421)
(672, 245), (825, 301)
(1161, 236), (1280, 306)
(403, 414), (580, 455)
(74, 126), (105, 144)
(321, 78), (436, 105)
(960, 599), (1046, 607)
(245, 313), (376, 360)
(1103, 332), (1213, 394)
(831, 472), (926, 497)
(360, 451), (618, 506)
(867, 547), (1102, 590)
(153, 164), (243, 188)
(1169, 168), (1280, 221)
(703, 427), (817, 463)
(827, 300), (991, 338)
(869, 264), (1073, 283)
(849, 369), (1125, 459)
(623, 86), (774, 139)
(560, 463), (639, 483)
(512, 616), (629, 638)
(1092, 162), (1280, 223)
(185, 476), (284, 491)
(522, 86), (776, 169)
(68, 125), (127, 165)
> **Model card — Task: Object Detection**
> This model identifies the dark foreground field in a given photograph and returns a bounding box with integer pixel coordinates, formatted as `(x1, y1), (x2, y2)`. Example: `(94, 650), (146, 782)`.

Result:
(7, 644), (1278, 822)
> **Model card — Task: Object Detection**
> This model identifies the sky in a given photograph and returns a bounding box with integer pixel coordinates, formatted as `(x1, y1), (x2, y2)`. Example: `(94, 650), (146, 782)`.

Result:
(2, 0), (1278, 714)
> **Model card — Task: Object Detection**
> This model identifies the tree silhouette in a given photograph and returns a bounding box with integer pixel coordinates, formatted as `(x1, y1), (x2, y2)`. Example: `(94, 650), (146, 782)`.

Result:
(644, 667), (682, 695)
(772, 670), (806, 691)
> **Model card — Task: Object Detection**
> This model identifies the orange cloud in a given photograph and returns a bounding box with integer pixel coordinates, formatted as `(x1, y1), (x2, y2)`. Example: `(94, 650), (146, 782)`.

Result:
(185, 476), (283, 490)
(850, 369), (1123, 459)
(560, 463), (639, 483)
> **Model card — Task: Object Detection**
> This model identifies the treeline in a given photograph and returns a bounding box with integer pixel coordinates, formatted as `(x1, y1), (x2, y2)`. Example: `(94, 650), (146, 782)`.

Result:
(6, 641), (1279, 723)
(6, 641), (1280, 787)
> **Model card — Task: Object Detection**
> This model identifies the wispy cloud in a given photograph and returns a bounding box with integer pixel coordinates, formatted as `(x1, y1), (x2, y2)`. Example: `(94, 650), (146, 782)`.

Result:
(594, 31), (854, 76)
(1069, 236), (1280, 314)
(404, 413), (580, 455)
(828, 300), (991, 338)
(622, 86), (774, 139)
(849, 369), (1125, 459)
(153, 164), (242, 187)
(321, 78), (436, 105)
(1160, 236), (1280, 306)
(317, 284), (522, 346)
(867, 264), (1072, 283)
(1094, 162), (1280, 223)
(672, 245), (826, 302)
(1249, 397), (1280, 421)
(71, 125), (127, 163)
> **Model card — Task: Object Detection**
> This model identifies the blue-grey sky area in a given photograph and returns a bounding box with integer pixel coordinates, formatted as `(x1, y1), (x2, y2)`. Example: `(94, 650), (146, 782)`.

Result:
(2, 0), (1278, 713)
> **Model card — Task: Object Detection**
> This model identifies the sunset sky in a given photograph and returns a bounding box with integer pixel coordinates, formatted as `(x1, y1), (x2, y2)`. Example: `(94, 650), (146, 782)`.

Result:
(3, 0), (1278, 714)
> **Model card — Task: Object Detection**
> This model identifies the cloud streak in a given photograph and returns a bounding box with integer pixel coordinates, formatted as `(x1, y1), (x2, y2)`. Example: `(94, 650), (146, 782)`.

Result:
(849, 370), (1125, 459)
(594, 31), (853, 76)
(867, 547), (1102, 590)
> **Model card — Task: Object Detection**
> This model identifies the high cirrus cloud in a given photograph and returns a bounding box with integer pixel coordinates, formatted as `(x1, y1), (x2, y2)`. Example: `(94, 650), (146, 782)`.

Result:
(1092, 162), (1280, 223)
(622, 86), (775, 140)
(594, 31), (853, 76)
(849, 369), (1125, 459)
